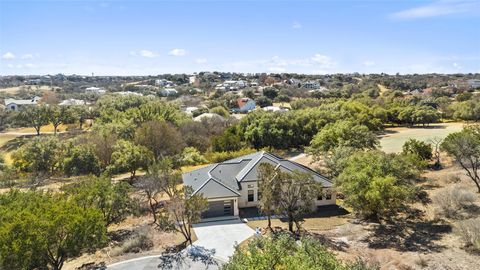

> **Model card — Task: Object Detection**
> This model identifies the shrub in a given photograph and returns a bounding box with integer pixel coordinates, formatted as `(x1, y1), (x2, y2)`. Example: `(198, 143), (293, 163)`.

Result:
(204, 148), (256, 163)
(111, 227), (153, 255)
(181, 147), (207, 166)
(456, 218), (480, 251)
(433, 187), (476, 218)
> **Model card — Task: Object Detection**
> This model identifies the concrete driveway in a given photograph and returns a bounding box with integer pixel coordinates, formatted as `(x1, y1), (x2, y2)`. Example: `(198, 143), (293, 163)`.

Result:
(192, 219), (255, 262)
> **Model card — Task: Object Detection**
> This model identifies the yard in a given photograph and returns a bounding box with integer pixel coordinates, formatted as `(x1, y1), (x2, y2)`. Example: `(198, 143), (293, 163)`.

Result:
(379, 122), (464, 153)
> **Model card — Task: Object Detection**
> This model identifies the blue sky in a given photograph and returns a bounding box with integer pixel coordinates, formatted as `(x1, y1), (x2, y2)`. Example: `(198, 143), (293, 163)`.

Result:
(0, 0), (479, 75)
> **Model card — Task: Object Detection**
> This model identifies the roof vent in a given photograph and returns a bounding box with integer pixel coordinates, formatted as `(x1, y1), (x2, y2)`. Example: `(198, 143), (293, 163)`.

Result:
(219, 170), (222, 174)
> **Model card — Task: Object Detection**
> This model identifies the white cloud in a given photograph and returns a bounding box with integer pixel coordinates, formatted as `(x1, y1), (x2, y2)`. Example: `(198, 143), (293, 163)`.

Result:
(292, 21), (302, 29)
(130, 50), (158, 58)
(169, 48), (187, 56)
(311, 54), (336, 68)
(196, 58), (207, 64)
(20, 54), (34, 59)
(364, 61), (376, 67)
(2, 52), (15, 60)
(453, 62), (462, 70)
(390, 0), (480, 20)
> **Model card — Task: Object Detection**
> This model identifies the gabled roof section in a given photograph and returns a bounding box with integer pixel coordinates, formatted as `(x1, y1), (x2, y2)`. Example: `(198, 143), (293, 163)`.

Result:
(194, 178), (240, 198)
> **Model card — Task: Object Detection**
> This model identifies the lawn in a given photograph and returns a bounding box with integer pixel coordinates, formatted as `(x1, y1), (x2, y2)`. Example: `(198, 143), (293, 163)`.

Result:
(379, 122), (464, 153)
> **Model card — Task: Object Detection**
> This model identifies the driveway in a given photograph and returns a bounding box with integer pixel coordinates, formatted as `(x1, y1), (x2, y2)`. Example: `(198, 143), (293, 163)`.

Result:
(192, 219), (255, 262)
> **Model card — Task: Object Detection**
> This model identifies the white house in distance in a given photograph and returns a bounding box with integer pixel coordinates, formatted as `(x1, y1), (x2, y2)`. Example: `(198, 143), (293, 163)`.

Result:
(4, 96), (41, 111)
(85, 87), (106, 95)
(182, 152), (335, 219)
(160, 88), (178, 96)
(467, 79), (480, 89)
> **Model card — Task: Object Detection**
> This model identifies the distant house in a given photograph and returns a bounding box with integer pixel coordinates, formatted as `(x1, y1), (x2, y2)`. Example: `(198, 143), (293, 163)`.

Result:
(114, 91), (143, 96)
(182, 151), (335, 219)
(234, 98), (256, 113)
(160, 88), (178, 96)
(155, 79), (174, 87)
(467, 79), (480, 89)
(303, 81), (320, 89)
(59, 99), (86, 106)
(263, 105), (289, 112)
(85, 87), (106, 95)
(4, 96), (41, 111)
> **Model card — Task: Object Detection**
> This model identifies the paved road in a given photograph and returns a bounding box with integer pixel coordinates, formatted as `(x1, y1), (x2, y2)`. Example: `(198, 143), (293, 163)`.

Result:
(192, 219), (255, 261)
(107, 249), (220, 270)
(107, 219), (253, 270)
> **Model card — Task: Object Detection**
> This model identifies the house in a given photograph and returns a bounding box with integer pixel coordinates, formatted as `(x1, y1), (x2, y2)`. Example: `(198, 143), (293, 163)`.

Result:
(467, 79), (480, 89)
(59, 99), (86, 106)
(263, 105), (289, 112)
(85, 87), (106, 95)
(235, 98), (256, 113)
(160, 88), (178, 96)
(4, 96), (41, 111)
(182, 152), (335, 219)
(155, 79), (174, 87)
(303, 81), (321, 89)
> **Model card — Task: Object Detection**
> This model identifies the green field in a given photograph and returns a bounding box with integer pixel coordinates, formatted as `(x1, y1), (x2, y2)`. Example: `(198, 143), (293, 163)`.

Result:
(379, 122), (464, 153)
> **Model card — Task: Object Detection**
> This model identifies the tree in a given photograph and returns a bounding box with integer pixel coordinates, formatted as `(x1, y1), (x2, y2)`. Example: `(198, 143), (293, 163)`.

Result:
(135, 120), (185, 161)
(337, 151), (417, 219)
(15, 105), (50, 135)
(402, 138), (433, 161)
(63, 144), (102, 176)
(211, 127), (243, 152)
(209, 106), (230, 118)
(224, 233), (376, 270)
(160, 186), (208, 244)
(90, 131), (117, 167)
(442, 125), (480, 192)
(109, 140), (152, 179)
(263, 87), (278, 100)
(12, 136), (64, 175)
(255, 96), (273, 108)
(136, 159), (182, 224)
(49, 105), (74, 135)
(275, 170), (322, 232)
(307, 120), (378, 155)
(257, 163), (279, 230)
(63, 176), (135, 226)
(0, 190), (106, 270)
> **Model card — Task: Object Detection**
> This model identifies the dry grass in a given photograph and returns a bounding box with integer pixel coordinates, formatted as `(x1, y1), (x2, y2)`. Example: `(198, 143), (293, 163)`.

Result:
(247, 215), (348, 233)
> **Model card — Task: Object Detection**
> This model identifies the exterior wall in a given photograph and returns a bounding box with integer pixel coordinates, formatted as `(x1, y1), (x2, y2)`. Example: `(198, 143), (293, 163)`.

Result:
(237, 181), (260, 208)
(315, 189), (337, 206)
(207, 196), (239, 216)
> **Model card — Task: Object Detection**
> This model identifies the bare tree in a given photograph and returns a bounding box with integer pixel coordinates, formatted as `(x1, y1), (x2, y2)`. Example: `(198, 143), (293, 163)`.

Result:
(429, 137), (443, 169)
(257, 163), (280, 231)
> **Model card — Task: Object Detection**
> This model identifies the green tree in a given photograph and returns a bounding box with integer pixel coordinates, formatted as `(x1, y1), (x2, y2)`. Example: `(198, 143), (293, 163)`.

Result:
(209, 106), (230, 118)
(63, 176), (135, 226)
(63, 144), (102, 176)
(15, 105), (50, 135)
(442, 125), (480, 192)
(307, 120), (378, 155)
(135, 120), (185, 161)
(0, 190), (106, 270)
(49, 105), (74, 135)
(109, 140), (152, 179)
(224, 233), (376, 270)
(402, 139), (433, 161)
(12, 136), (64, 175)
(211, 127), (243, 152)
(337, 151), (417, 219)
(263, 87), (278, 100)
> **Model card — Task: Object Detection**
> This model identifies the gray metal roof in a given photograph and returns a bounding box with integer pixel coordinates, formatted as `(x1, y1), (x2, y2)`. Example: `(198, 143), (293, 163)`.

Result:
(182, 151), (332, 199)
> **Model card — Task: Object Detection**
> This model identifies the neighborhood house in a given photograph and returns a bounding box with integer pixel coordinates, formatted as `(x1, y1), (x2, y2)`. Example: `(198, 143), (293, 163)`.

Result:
(182, 152), (335, 219)
(4, 96), (41, 111)
(234, 97), (256, 113)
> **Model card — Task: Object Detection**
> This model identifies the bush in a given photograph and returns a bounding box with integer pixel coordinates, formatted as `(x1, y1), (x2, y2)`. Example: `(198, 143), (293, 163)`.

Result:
(433, 187), (476, 218)
(456, 218), (480, 251)
(204, 148), (256, 163)
(181, 147), (207, 166)
(112, 227), (153, 255)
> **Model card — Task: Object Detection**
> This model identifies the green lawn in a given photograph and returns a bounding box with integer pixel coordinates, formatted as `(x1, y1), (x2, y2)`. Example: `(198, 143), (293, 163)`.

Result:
(379, 122), (464, 153)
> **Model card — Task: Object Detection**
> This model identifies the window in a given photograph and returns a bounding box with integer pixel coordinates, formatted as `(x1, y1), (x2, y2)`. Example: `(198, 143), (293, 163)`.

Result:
(317, 195), (323, 200)
(247, 184), (254, 189)
(326, 194), (332, 200)
(248, 190), (254, 202)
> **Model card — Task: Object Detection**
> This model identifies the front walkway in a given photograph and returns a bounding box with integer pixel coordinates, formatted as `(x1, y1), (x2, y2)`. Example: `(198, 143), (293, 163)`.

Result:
(192, 219), (255, 262)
